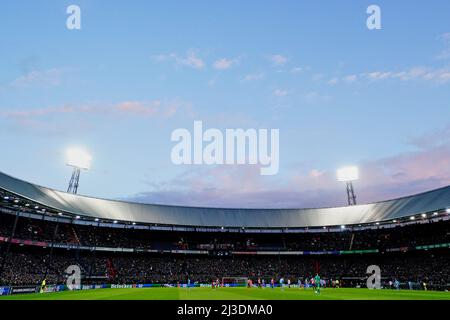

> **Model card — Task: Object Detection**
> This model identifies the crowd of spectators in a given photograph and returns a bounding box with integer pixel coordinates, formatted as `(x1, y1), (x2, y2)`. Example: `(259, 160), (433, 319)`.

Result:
(0, 214), (449, 252)
(0, 210), (449, 290)
(0, 248), (448, 290)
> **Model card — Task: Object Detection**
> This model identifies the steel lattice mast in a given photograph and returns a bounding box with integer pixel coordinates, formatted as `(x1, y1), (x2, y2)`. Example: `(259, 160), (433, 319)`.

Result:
(346, 181), (357, 206)
(67, 167), (81, 194)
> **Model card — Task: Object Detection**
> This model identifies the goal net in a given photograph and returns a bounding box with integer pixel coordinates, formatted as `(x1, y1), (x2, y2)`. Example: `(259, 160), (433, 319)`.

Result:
(222, 277), (248, 287)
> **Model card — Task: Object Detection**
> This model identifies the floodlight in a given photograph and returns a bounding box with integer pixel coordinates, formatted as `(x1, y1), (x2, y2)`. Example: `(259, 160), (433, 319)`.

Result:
(337, 166), (359, 206)
(446, 208), (450, 214)
(337, 166), (359, 182)
(66, 147), (92, 194)
(67, 148), (92, 170)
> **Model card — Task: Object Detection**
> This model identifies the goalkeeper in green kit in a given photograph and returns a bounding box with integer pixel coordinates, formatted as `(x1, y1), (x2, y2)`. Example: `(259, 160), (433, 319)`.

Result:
(314, 274), (321, 294)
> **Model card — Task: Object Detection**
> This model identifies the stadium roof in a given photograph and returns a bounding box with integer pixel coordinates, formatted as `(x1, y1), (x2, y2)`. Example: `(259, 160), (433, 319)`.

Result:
(0, 171), (449, 228)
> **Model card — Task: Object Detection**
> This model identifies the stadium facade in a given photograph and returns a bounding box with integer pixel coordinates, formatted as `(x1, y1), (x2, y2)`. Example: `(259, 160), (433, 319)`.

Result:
(0, 171), (450, 230)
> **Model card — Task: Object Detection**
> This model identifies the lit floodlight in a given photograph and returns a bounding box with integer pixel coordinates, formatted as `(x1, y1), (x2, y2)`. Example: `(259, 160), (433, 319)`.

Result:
(446, 208), (450, 214)
(66, 147), (92, 194)
(67, 148), (92, 170)
(337, 166), (359, 182)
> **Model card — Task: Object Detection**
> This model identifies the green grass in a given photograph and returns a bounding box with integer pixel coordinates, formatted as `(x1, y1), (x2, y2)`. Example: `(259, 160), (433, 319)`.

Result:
(1, 287), (449, 300)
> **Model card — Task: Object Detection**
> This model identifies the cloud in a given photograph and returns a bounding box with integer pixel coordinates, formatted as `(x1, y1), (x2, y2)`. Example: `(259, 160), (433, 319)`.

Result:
(0, 100), (194, 122)
(273, 89), (289, 97)
(407, 125), (450, 149)
(213, 58), (238, 70)
(290, 67), (303, 74)
(268, 54), (288, 66)
(366, 71), (393, 80)
(9, 68), (65, 88)
(116, 101), (171, 117)
(343, 74), (357, 83)
(436, 32), (450, 60)
(152, 50), (205, 69)
(301, 91), (331, 103)
(126, 139), (450, 208)
(327, 78), (339, 85)
(125, 126), (450, 209)
(241, 72), (264, 82)
(328, 66), (450, 85)
(365, 67), (450, 83)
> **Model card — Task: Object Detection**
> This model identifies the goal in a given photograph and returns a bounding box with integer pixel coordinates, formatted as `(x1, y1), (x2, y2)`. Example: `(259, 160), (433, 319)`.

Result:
(222, 277), (248, 287)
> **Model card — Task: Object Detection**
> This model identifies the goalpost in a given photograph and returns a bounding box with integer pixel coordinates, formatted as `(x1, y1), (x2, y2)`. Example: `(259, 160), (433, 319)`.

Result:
(222, 277), (248, 287)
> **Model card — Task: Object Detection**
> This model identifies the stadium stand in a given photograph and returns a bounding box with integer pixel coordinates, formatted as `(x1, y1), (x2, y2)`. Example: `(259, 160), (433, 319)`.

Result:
(0, 172), (449, 291)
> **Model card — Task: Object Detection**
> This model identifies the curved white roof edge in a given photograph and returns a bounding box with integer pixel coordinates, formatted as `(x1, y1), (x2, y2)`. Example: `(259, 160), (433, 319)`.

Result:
(1, 171), (449, 228)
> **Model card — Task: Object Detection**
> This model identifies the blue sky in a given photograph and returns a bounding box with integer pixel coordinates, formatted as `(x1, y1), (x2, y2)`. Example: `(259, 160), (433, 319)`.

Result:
(1, 0), (450, 208)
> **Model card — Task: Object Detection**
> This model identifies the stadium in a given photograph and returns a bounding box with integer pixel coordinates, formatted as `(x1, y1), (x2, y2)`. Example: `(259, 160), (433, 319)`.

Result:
(0, 170), (449, 300)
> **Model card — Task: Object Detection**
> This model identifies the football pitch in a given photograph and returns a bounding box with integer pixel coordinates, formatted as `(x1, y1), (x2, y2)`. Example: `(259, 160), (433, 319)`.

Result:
(1, 287), (449, 300)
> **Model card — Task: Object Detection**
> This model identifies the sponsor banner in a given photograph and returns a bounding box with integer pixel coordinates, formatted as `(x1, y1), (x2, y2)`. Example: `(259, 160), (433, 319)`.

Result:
(232, 251), (258, 255)
(134, 249), (159, 253)
(340, 249), (379, 254)
(0, 286), (11, 296)
(304, 250), (340, 255)
(171, 250), (208, 255)
(94, 284), (109, 289)
(111, 284), (135, 289)
(135, 284), (163, 288)
(43, 285), (67, 293)
(416, 243), (450, 250)
(82, 285), (94, 290)
(11, 286), (38, 294)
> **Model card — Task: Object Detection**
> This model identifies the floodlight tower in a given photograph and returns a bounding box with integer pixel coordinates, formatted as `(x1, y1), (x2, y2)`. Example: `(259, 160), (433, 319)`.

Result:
(66, 148), (92, 194)
(337, 166), (359, 206)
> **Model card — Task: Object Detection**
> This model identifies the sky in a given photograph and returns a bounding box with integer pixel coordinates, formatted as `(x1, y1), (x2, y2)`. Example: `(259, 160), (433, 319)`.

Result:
(0, 0), (450, 208)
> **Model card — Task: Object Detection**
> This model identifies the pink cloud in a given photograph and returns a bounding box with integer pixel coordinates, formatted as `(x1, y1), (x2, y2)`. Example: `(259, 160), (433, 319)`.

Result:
(128, 140), (450, 209)
(0, 100), (192, 120)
